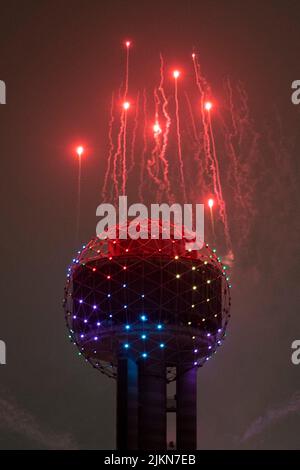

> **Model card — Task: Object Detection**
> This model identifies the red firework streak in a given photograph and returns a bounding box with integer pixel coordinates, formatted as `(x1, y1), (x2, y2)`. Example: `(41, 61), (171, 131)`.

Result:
(100, 42), (244, 257)
(158, 54), (172, 202)
(102, 92), (115, 201)
(173, 69), (187, 203)
(75, 145), (84, 244)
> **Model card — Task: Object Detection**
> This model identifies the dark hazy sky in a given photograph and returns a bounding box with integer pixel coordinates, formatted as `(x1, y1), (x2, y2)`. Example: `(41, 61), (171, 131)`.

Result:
(0, 0), (300, 449)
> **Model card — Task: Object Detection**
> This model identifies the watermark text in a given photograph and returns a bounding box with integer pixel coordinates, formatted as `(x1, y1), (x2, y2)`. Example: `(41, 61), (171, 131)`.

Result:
(96, 196), (204, 251)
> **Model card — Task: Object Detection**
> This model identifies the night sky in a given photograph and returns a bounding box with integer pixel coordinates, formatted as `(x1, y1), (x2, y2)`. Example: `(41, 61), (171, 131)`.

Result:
(0, 0), (300, 449)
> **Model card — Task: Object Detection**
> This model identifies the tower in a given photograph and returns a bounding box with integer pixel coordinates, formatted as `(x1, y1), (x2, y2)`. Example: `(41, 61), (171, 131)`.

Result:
(63, 221), (231, 449)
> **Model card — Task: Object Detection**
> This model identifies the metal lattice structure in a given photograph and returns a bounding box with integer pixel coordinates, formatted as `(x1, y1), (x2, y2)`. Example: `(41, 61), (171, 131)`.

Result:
(64, 222), (231, 382)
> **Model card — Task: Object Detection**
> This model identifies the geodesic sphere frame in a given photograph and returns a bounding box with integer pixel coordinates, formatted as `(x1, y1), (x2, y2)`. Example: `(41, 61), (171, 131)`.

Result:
(63, 223), (231, 382)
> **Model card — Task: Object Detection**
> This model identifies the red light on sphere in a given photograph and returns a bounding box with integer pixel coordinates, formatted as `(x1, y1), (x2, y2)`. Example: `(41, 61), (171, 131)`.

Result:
(76, 146), (84, 157)
(173, 70), (180, 79)
(123, 101), (130, 110)
(125, 41), (131, 48)
(192, 53), (196, 59)
(208, 198), (214, 209)
(204, 101), (213, 111)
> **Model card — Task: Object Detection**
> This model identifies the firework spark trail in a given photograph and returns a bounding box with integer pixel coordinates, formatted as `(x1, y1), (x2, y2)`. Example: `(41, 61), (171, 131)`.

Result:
(112, 108), (125, 203)
(128, 92), (140, 176)
(209, 204), (216, 242)
(120, 42), (131, 195)
(268, 109), (297, 194)
(148, 88), (160, 180)
(184, 91), (207, 200)
(237, 81), (253, 145)
(208, 115), (232, 251)
(102, 92), (115, 202)
(158, 54), (172, 202)
(124, 42), (130, 99)
(263, 108), (298, 242)
(75, 153), (82, 246)
(146, 88), (164, 200)
(153, 88), (162, 183)
(223, 80), (246, 211)
(174, 73), (187, 203)
(111, 44), (132, 202)
(192, 55), (211, 175)
(122, 108), (128, 195)
(222, 80), (260, 248)
(226, 78), (238, 135)
(138, 89), (148, 202)
(184, 92), (199, 142)
(192, 53), (232, 251)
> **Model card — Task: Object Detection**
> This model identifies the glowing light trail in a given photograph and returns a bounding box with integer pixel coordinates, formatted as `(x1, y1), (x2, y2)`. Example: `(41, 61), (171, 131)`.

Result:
(173, 69), (187, 203)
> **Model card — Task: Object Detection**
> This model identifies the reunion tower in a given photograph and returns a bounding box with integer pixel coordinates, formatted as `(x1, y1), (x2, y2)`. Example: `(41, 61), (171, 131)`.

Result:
(63, 42), (232, 450)
(63, 223), (231, 450)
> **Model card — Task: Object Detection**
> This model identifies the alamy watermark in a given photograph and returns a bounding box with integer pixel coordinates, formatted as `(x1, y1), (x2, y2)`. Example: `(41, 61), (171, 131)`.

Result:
(0, 80), (6, 104)
(291, 80), (300, 104)
(96, 196), (204, 251)
(291, 340), (300, 365)
(0, 340), (6, 365)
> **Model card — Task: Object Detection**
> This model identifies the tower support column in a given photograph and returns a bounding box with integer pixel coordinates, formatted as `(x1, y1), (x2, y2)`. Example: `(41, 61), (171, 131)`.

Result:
(138, 361), (167, 450)
(176, 365), (197, 450)
(117, 356), (139, 450)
